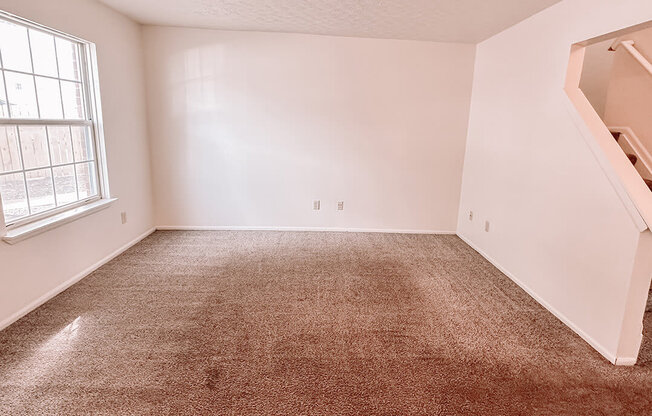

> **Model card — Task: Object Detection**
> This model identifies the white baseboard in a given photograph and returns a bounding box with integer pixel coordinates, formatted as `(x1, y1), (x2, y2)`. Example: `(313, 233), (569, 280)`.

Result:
(614, 356), (638, 366)
(0, 227), (156, 331)
(156, 225), (457, 235)
(456, 232), (622, 365)
(614, 331), (643, 366)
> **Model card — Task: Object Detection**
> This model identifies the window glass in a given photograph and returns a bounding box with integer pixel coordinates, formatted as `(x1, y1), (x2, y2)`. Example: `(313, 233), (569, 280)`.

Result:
(5, 72), (39, 118)
(0, 126), (21, 173)
(0, 172), (28, 221)
(55, 37), (81, 81)
(29, 29), (58, 77)
(48, 126), (73, 165)
(0, 14), (103, 226)
(35, 76), (63, 119)
(0, 20), (32, 72)
(25, 168), (55, 213)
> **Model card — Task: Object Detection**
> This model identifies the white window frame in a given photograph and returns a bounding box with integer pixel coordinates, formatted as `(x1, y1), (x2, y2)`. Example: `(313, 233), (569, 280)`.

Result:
(0, 10), (111, 237)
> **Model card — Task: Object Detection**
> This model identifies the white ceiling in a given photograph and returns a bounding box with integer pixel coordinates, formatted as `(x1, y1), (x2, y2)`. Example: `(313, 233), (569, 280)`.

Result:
(97, 0), (562, 43)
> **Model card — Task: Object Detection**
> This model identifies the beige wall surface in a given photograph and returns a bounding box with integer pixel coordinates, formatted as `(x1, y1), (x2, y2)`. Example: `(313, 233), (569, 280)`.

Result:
(457, 0), (652, 362)
(0, 0), (154, 328)
(142, 26), (476, 232)
(579, 39), (615, 118)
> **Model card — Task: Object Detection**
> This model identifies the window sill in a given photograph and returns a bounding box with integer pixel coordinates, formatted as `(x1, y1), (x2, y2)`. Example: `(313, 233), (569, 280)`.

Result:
(2, 198), (117, 245)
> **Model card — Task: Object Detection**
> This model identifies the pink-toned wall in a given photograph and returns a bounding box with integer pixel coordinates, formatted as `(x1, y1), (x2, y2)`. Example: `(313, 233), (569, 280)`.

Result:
(0, 0), (154, 328)
(579, 39), (615, 118)
(142, 27), (476, 232)
(604, 26), (652, 151)
(457, 0), (652, 363)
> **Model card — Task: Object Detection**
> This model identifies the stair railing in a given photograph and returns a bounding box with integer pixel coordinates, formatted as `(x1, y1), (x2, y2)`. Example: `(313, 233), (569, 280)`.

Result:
(610, 126), (652, 180)
(610, 40), (652, 77)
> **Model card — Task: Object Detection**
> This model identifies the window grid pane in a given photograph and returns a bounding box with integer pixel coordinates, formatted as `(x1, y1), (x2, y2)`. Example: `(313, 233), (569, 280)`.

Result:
(35, 76), (63, 119)
(0, 33), (85, 121)
(0, 20), (32, 73)
(4, 71), (39, 118)
(18, 125), (50, 169)
(29, 29), (58, 78)
(0, 14), (100, 226)
(53, 164), (77, 206)
(0, 125), (21, 173)
(0, 123), (99, 221)
(0, 172), (28, 221)
(25, 167), (55, 214)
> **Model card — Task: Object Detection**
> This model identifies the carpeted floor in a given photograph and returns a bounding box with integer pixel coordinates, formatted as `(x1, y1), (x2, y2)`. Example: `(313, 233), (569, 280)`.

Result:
(0, 231), (651, 415)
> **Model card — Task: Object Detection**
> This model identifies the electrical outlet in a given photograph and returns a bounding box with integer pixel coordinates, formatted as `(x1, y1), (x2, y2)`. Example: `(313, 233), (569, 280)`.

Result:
(485, 221), (490, 232)
(337, 201), (344, 211)
(121, 212), (127, 224)
(313, 200), (320, 210)
(469, 211), (473, 221)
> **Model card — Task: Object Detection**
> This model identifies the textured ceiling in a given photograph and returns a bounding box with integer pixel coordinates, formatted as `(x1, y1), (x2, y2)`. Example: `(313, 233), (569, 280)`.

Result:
(97, 0), (562, 43)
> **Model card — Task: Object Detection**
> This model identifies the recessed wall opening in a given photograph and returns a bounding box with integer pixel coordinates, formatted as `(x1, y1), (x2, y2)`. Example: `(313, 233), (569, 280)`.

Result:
(567, 20), (652, 365)
(580, 25), (652, 193)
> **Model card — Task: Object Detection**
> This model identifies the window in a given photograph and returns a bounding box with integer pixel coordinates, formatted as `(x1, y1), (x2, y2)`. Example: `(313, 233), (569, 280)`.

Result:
(0, 11), (108, 230)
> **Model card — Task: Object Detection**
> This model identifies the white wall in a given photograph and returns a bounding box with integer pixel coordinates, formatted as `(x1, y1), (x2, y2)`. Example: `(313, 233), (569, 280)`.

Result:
(457, 0), (652, 362)
(142, 27), (475, 232)
(0, 0), (154, 327)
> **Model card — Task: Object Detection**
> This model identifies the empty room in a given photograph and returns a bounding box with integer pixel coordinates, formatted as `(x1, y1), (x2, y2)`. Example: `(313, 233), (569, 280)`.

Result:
(1, 0), (652, 414)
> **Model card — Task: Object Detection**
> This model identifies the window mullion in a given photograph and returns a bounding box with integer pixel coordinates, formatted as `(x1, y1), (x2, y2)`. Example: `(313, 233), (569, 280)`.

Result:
(0, 119), (92, 126)
(53, 37), (67, 119)
(25, 29), (42, 120)
(79, 45), (92, 121)
(0, 71), (11, 119)
(79, 45), (101, 197)
(0, 160), (86, 176)
(14, 127), (32, 215)
(70, 125), (79, 200)
(0, 46), (13, 118)
(0, 68), (82, 84)
(43, 126), (58, 207)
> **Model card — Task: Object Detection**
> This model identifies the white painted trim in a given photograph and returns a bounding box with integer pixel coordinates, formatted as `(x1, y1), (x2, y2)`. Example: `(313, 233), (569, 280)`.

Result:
(614, 356), (638, 366)
(2, 198), (117, 244)
(456, 232), (622, 365)
(614, 331), (642, 366)
(0, 227), (156, 331)
(156, 225), (457, 235)
(563, 92), (648, 232)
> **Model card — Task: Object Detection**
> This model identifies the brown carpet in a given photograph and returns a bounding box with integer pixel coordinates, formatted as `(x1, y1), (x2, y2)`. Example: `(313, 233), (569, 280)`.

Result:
(0, 230), (651, 415)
